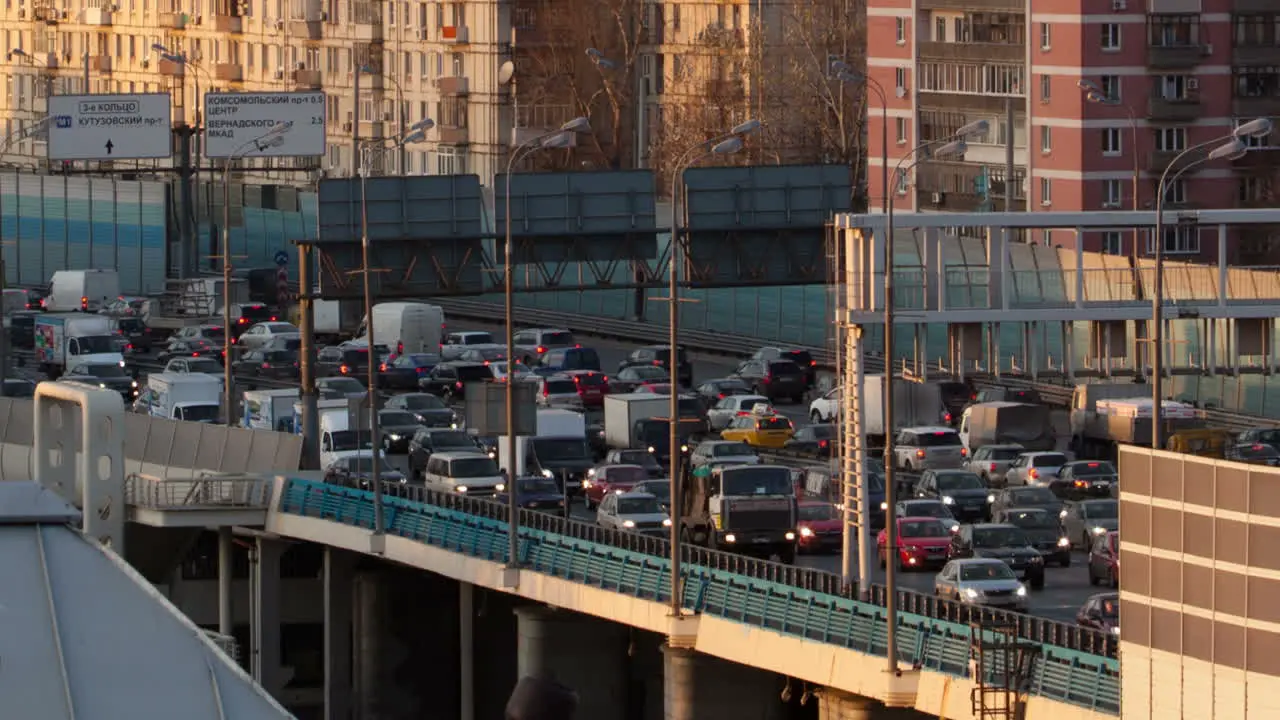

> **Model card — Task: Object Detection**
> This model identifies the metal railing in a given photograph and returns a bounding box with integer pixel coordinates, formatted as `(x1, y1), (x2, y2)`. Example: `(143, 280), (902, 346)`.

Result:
(125, 472), (273, 509)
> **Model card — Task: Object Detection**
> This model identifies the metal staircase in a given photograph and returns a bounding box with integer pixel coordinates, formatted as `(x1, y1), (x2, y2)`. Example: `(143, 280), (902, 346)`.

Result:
(970, 620), (1039, 720)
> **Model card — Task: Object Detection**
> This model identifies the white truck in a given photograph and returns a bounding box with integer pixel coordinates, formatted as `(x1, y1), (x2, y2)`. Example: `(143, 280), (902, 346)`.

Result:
(142, 373), (222, 422)
(356, 302), (445, 355)
(34, 313), (123, 376)
(861, 374), (948, 444)
(959, 401), (1056, 454)
(1069, 383), (1202, 458)
(603, 394), (670, 450)
(47, 269), (120, 312)
(243, 388), (300, 432)
(498, 408), (593, 490)
(308, 296), (362, 345)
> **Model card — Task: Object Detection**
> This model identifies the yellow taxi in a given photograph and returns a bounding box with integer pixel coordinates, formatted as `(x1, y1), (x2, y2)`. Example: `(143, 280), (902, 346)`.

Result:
(720, 405), (795, 449)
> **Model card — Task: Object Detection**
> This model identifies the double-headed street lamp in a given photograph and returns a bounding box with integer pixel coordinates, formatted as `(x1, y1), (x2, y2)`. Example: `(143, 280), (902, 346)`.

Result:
(1149, 118), (1271, 447)
(1077, 80), (1141, 261)
(503, 117), (591, 569)
(666, 119), (762, 616)
(881, 119), (987, 670)
(830, 61), (887, 215)
(358, 119), (434, 538)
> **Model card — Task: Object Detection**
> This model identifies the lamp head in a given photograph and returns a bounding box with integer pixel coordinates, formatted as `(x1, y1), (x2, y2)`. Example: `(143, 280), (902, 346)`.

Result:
(9, 48), (26, 58)
(934, 139), (967, 159)
(1207, 138), (1248, 162)
(160, 53), (184, 64)
(711, 136), (744, 154)
(1233, 118), (1273, 139)
(539, 132), (574, 149)
(731, 119), (762, 136)
(955, 119), (988, 139)
(560, 117), (591, 132)
(402, 130), (426, 144)
(266, 135), (286, 149)
(410, 118), (435, 132)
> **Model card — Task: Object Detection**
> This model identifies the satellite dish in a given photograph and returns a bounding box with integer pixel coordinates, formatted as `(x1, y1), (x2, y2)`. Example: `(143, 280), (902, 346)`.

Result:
(498, 60), (515, 86)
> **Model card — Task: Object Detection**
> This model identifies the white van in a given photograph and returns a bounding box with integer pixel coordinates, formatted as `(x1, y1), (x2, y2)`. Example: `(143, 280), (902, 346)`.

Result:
(319, 408), (375, 467)
(423, 451), (505, 496)
(358, 302), (445, 355)
(47, 270), (121, 312)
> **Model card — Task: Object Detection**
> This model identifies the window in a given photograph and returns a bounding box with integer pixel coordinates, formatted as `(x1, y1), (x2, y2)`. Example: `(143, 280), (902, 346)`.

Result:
(895, 117), (907, 144)
(1235, 117), (1274, 147)
(1101, 127), (1122, 155)
(1233, 14), (1280, 47)
(1102, 179), (1122, 207)
(1154, 126), (1186, 151)
(1149, 14), (1201, 47)
(1100, 23), (1120, 51)
(895, 67), (907, 90)
(1100, 75), (1121, 100)
(1158, 74), (1191, 100)
(915, 62), (1023, 96)
(1102, 231), (1123, 255)
(895, 17), (905, 44)
(1146, 225), (1199, 254)
(1239, 175), (1272, 204)
(1233, 66), (1280, 99)
(1039, 74), (1051, 102)
(1040, 177), (1052, 206)
(1040, 22), (1051, 50)
(895, 172), (909, 194)
(1040, 125), (1051, 153)
(936, 17), (946, 42)
(437, 145), (468, 174)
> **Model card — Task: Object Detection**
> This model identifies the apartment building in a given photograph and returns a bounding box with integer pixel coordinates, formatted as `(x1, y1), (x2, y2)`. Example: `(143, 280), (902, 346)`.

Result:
(867, 0), (1280, 263)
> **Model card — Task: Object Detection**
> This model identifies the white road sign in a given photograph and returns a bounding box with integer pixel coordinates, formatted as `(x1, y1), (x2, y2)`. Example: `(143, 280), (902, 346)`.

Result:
(203, 91), (326, 158)
(47, 93), (172, 161)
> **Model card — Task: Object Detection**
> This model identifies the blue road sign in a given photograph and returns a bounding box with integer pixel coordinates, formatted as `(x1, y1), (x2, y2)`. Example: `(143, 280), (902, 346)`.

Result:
(274, 250), (289, 266)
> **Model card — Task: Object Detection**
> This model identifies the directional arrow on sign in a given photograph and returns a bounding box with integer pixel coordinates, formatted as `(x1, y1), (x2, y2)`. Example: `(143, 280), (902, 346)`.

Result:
(105, 140), (114, 155)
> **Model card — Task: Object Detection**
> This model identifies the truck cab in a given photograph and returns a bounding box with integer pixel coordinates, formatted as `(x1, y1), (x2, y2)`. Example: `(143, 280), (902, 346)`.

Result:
(682, 464), (799, 563)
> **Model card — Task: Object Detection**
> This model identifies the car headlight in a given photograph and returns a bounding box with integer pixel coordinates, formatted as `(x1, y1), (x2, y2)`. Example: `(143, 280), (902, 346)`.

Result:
(647, 446), (656, 453)
(986, 494), (995, 503)
(880, 502), (888, 510)
(455, 485), (469, 493)
(950, 524), (960, 533)
(1030, 555), (1044, 564)
(488, 450), (497, 458)
(963, 588), (979, 599)
(581, 480), (593, 489)
(1060, 509), (1068, 518)
(623, 519), (636, 528)
(942, 496), (954, 505)
(724, 533), (737, 543)
(1016, 586), (1028, 597)
(587, 468), (596, 477)
(99, 383), (107, 388)
(1092, 526), (1107, 535)
(784, 531), (797, 541)
(541, 469), (553, 478)
(389, 433), (402, 441)
(556, 500), (564, 507)
(1057, 537), (1070, 547)
(799, 526), (814, 537)
(680, 445), (688, 452)
(662, 518), (672, 527)
(495, 483), (506, 492)
(131, 380), (138, 387)
(1110, 626), (1120, 636)
(450, 423), (459, 429)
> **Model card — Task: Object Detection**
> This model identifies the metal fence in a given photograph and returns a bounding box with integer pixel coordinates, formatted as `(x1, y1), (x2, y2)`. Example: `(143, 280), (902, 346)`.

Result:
(125, 472), (273, 509)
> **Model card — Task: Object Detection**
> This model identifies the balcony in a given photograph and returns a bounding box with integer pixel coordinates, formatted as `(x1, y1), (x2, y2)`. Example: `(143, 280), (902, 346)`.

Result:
(158, 12), (186, 28)
(1147, 150), (1200, 174)
(441, 25), (469, 43)
(214, 14), (242, 32)
(83, 6), (112, 24)
(157, 57), (185, 76)
(439, 125), (469, 144)
(358, 121), (387, 139)
(436, 76), (469, 95)
(291, 68), (322, 88)
(1235, 45), (1280, 66)
(88, 55), (111, 72)
(214, 63), (243, 82)
(918, 0), (1022, 10)
(917, 41), (1023, 63)
(31, 4), (61, 22)
(1233, 146), (1280, 169)
(1147, 44), (1208, 69)
(290, 19), (324, 40)
(1234, 95), (1280, 119)
(354, 22), (383, 41)
(1234, 0), (1274, 11)
(1147, 95), (1200, 121)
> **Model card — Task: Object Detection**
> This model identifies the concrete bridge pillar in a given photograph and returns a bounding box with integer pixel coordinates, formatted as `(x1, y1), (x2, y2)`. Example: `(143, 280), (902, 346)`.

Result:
(514, 606), (628, 719)
(324, 547), (354, 720)
(817, 689), (891, 720)
(354, 570), (389, 720)
(251, 536), (285, 699)
(661, 642), (786, 720)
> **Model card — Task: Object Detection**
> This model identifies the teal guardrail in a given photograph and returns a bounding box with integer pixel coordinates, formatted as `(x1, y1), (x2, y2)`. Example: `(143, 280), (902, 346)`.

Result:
(279, 478), (1120, 714)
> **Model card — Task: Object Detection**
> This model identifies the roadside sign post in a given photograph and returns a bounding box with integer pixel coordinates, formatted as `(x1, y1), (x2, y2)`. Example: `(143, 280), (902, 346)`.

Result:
(47, 93), (172, 161)
(275, 251), (289, 311)
(203, 91), (327, 159)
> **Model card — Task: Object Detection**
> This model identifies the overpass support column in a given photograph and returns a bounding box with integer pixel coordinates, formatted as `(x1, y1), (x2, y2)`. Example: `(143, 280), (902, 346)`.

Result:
(324, 547), (355, 720)
(251, 536), (285, 699)
(217, 526), (233, 636)
(514, 606), (627, 718)
(817, 689), (890, 720)
(662, 642), (786, 720)
(354, 571), (388, 720)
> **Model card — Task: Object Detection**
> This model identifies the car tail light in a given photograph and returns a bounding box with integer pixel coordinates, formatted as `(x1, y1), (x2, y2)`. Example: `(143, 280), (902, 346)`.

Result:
(990, 462), (997, 472)
(270, 316), (278, 322)
(1029, 468), (1039, 480)
(80, 296), (88, 309)
(762, 375), (771, 383)
(736, 411), (750, 416)
(575, 344), (581, 349)
(717, 393), (726, 399)
(915, 449), (925, 458)
(810, 360), (817, 366)
(262, 362), (270, 369)
(340, 364), (350, 374)
(1074, 480), (1087, 488)
(944, 412), (952, 423)
(818, 440), (829, 448)
(960, 448), (967, 457)
(455, 381), (463, 389)
(238, 317), (247, 324)
(537, 346), (546, 353)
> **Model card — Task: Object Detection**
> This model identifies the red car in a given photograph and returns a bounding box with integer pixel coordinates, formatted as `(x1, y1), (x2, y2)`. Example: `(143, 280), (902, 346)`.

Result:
(797, 501), (842, 553)
(583, 464), (650, 510)
(565, 370), (609, 408)
(876, 516), (953, 571)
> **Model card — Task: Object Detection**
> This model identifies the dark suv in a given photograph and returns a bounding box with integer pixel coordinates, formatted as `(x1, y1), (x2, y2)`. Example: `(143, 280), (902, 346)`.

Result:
(751, 347), (818, 388)
(618, 345), (692, 387)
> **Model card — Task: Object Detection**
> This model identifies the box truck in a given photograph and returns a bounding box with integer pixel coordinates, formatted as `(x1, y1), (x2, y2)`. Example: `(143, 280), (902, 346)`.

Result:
(243, 388), (300, 431)
(142, 373), (222, 422)
(34, 313), (124, 376)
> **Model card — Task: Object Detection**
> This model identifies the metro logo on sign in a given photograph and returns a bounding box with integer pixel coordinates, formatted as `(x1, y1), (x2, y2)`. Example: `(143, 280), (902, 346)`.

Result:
(47, 93), (172, 161)
(203, 91), (326, 159)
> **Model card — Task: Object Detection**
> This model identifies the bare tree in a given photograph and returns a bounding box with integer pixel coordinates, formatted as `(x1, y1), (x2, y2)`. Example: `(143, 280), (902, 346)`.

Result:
(513, 0), (646, 171)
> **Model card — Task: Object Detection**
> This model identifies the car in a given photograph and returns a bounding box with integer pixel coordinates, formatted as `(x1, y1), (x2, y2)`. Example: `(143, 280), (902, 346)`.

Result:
(229, 303), (279, 338)
(934, 558), (1029, 611)
(937, 379), (976, 425)
(378, 409), (425, 453)
(421, 451), (506, 496)
(609, 365), (669, 393)
(419, 362), (494, 402)
(238, 321), (301, 350)
(989, 485), (1062, 518)
(877, 516), (954, 570)
(582, 464), (650, 510)
(539, 346), (603, 375)
(111, 316), (161, 353)
(316, 376), (367, 400)
(535, 374), (584, 410)
(1236, 427), (1280, 453)
(562, 370), (609, 408)
(948, 523), (1046, 589)
(233, 349), (299, 382)
(1076, 592), (1120, 636)
(64, 362), (139, 400)
(913, 469), (992, 522)
(808, 386), (841, 423)
(164, 356), (225, 377)
(895, 499), (960, 533)
(1225, 443), (1280, 466)
(796, 501), (842, 553)
(1004, 451), (1070, 487)
(694, 378), (752, 407)
(384, 393), (457, 428)
(324, 453), (405, 489)
(441, 331), (496, 360)
(965, 444), (1025, 488)
(618, 345), (692, 387)
(487, 360), (532, 383)
(705, 394), (771, 431)
(1060, 499), (1119, 549)
(719, 409), (795, 449)
(159, 325), (227, 361)
(505, 476), (568, 516)
(993, 507), (1071, 567)
(457, 344), (509, 364)
(893, 427), (967, 471)
(512, 328), (576, 365)
(378, 353), (442, 390)
(634, 383), (674, 395)
(602, 448), (664, 478)
(1087, 531), (1119, 588)
(732, 359), (807, 402)
(750, 347), (817, 388)
(689, 440), (760, 468)
(632, 479), (671, 512)
(99, 295), (148, 317)
(785, 424), (834, 457)
(1052, 460), (1118, 499)
(406, 428), (483, 480)
(596, 491), (671, 535)
(316, 344), (372, 381)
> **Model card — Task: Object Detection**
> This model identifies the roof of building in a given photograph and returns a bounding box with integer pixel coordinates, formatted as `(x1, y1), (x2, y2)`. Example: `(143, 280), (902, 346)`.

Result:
(0, 482), (294, 720)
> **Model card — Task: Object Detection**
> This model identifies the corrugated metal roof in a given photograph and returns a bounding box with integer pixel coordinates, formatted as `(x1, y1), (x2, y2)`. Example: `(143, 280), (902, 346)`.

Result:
(0, 483), (295, 720)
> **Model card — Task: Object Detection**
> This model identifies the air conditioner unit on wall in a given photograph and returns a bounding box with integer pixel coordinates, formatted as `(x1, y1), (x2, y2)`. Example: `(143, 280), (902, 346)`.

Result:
(1111, 0), (1126, 9)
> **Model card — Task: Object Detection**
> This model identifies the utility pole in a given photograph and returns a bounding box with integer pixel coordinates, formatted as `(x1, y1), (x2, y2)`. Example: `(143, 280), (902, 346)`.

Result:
(298, 242), (320, 469)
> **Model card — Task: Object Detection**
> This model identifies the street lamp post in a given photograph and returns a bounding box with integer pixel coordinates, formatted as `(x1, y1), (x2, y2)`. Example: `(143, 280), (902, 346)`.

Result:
(1149, 118), (1271, 447)
(222, 122), (294, 424)
(359, 119), (434, 537)
(667, 119), (762, 616)
(503, 117), (592, 570)
(882, 121), (987, 673)
(1077, 80), (1140, 262)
